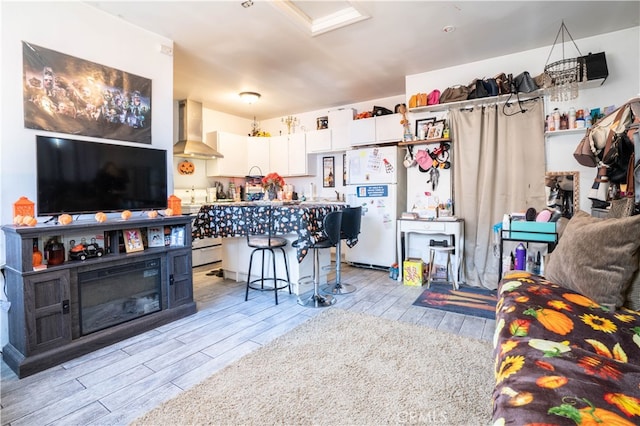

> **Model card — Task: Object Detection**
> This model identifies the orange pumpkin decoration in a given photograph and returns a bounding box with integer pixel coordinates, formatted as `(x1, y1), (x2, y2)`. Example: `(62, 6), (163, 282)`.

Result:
(563, 293), (602, 309)
(13, 215), (24, 225)
(177, 160), (195, 175)
(22, 215), (38, 226)
(147, 210), (158, 219)
(549, 401), (635, 426)
(536, 375), (568, 389)
(95, 212), (107, 223)
(164, 208), (174, 217)
(121, 210), (132, 220)
(58, 214), (73, 225)
(524, 307), (574, 335)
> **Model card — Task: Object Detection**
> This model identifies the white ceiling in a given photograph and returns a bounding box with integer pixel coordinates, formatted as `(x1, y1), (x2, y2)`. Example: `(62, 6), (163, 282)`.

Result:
(86, 1), (640, 120)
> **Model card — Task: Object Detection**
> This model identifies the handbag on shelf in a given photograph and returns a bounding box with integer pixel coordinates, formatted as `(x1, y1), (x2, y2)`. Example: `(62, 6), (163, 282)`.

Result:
(494, 73), (511, 95)
(427, 89), (441, 105)
(513, 71), (539, 93)
(440, 85), (470, 103)
(467, 78), (489, 100)
(533, 71), (553, 89)
(482, 78), (499, 97)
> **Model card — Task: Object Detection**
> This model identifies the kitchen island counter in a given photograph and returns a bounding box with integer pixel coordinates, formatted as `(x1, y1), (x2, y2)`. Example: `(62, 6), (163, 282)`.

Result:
(192, 202), (353, 295)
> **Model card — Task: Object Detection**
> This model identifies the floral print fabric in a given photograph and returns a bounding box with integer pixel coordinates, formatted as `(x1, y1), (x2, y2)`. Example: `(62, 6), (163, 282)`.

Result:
(192, 203), (354, 263)
(492, 271), (640, 426)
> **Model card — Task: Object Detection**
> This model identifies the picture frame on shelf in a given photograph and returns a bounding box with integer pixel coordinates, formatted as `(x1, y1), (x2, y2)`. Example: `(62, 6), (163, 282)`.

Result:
(123, 229), (144, 253)
(323, 156), (335, 188)
(427, 119), (445, 139)
(147, 227), (165, 248)
(415, 118), (436, 140)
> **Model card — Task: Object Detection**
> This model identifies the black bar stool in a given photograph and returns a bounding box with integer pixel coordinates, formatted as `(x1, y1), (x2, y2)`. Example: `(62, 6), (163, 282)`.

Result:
(322, 206), (361, 295)
(245, 206), (291, 305)
(293, 210), (342, 307)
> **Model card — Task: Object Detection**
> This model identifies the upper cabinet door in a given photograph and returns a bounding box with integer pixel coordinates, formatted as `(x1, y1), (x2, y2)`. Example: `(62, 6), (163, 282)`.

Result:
(269, 135), (289, 176)
(206, 132), (247, 177)
(305, 129), (331, 153)
(287, 133), (307, 176)
(349, 117), (376, 146)
(329, 108), (355, 151)
(247, 136), (270, 175)
(375, 113), (403, 143)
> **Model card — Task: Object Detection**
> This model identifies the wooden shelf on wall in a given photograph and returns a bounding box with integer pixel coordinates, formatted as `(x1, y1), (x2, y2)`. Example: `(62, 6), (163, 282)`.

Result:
(398, 138), (451, 147)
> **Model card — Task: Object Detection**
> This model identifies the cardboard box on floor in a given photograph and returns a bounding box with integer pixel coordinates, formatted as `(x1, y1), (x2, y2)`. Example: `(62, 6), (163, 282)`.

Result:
(403, 258), (425, 286)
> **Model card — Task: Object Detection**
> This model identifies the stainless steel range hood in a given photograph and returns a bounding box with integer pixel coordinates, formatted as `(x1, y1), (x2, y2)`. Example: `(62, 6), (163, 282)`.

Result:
(173, 99), (224, 159)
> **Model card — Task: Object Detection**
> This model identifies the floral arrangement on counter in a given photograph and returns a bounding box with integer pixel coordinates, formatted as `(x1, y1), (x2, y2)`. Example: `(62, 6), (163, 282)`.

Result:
(262, 172), (285, 191)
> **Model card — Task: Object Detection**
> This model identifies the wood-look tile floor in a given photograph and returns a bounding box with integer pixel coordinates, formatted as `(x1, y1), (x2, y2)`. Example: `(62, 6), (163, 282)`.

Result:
(1, 262), (495, 425)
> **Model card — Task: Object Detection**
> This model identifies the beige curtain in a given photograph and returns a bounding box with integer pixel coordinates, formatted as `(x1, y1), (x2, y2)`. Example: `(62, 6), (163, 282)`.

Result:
(451, 98), (546, 289)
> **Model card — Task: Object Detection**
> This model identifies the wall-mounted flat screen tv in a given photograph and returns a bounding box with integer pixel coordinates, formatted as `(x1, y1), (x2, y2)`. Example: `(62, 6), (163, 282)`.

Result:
(36, 136), (168, 217)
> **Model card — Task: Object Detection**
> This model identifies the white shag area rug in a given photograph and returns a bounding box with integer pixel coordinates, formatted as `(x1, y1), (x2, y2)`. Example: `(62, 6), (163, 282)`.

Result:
(133, 309), (494, 425)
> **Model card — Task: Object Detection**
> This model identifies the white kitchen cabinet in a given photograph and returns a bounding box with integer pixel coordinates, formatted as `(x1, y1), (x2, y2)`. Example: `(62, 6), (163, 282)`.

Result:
(349, 113), (403, 146)
(206, 131), (247, 177)
(305, 129), (331, 153)
(269, 135), (289, 175)
(270, 133), (309, 177)
(328, 108), (354, 151)
(375, 113), (403, 143)
(287, 133), (308, 176)
(247, 136), (271, 174)
(350, 116), (376, 146)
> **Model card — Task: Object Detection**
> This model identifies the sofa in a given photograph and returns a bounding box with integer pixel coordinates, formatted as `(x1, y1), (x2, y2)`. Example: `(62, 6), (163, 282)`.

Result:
(491, 211), (640, 425)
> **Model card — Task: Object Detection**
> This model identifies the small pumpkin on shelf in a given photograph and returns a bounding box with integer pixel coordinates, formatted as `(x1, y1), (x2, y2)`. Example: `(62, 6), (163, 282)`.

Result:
(58, 214), (73, 225)
(121, 210), (132, 220)
(147, 210), (159, 219)
(95, 212), (107, 223)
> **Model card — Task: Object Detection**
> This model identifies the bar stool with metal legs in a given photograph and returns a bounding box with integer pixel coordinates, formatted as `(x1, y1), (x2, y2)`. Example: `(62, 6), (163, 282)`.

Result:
(245, 206), (291, 305)
(322, 206), (361, 295)
(427, 239), (458, 290)
(293, 210), (342, 308)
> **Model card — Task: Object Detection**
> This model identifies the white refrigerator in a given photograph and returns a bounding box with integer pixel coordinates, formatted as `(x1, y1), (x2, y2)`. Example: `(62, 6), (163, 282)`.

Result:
(345, 146), (406, 269)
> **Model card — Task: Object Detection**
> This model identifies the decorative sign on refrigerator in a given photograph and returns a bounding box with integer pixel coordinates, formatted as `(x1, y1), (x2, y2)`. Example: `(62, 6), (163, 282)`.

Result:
(356, 185), (389, 198)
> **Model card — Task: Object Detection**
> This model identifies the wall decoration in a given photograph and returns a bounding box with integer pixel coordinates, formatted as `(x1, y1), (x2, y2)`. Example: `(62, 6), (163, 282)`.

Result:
(177, 160), (195, 175)
(22, 41), (152, 144)
(323, 156), (335, 188)
(415, 118), (436, 140)
(343, 154), (347, 186)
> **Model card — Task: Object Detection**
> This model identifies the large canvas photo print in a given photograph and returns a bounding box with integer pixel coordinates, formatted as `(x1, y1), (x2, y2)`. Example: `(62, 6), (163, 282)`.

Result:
(22, 41), (152, 144)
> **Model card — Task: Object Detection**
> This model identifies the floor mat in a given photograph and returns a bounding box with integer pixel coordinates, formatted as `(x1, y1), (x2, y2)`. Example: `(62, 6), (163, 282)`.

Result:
(412, 283), (498, 320)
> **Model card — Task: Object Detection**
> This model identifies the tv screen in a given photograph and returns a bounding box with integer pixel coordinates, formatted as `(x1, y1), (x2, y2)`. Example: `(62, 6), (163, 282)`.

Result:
(36, 136), (168, 216)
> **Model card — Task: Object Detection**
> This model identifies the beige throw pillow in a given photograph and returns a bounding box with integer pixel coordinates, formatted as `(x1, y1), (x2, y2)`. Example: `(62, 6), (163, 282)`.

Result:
(545, 210), (640, 309)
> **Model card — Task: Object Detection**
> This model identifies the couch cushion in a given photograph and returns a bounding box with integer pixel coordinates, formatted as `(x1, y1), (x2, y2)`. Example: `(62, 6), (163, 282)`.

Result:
(545, 210), (640, 309)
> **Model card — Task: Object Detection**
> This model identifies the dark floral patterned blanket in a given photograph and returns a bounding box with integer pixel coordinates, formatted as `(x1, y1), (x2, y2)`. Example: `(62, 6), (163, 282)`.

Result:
(492, 271), (640, 426)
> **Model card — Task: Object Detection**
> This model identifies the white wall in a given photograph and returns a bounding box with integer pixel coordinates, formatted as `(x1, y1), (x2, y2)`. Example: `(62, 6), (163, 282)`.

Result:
(0, 1), (175, 348)
(406, 27), (640, 212)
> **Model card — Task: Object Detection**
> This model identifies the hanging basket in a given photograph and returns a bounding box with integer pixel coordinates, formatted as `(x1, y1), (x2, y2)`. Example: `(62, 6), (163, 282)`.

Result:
(245, 166), (265, 201)
(543, 21), (583, 101)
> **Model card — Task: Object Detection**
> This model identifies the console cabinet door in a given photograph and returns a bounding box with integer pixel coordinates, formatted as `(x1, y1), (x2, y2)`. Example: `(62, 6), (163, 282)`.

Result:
(24, 269), (71, 354)
(168, 249), (193, 307)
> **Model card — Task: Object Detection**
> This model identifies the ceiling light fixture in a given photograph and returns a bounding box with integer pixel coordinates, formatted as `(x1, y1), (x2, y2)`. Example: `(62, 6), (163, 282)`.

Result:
(442, 25), (455, 33)
(241, 0), (253, 8)
(239, 91), (261, 104)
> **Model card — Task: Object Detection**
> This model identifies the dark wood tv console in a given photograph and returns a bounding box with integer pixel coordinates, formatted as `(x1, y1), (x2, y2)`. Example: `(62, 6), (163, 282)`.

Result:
(1, 215), (196, 378)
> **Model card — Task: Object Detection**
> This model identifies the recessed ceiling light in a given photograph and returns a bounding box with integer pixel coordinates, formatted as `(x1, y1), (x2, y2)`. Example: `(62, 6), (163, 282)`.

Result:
(239, 91), (261, 104)
(241, 0), (253, 8)
(442, 25), (455, 33)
